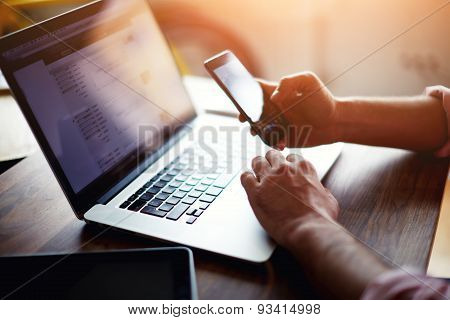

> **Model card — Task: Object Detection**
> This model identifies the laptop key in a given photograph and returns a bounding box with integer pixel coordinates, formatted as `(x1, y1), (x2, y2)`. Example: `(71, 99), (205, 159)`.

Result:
(162, 186), (176, 194)
(141, 206), (166, 217)
(156, 193), (170, 201)
(139, 192), (154, 201)
(167, 169), (180, 176)
(199, 194), (215, 203)
(180, 185), (192, 192)
(186, 208), (197, 216)
(127, 194), (138, 201)
(188, 190), (202, 198)
(201, 179), (213, 186)
(147, 186), (161, 194)
(213, 174), (235, 188)
(183, 169), (194, 176)
(175, 175), (188, 182)
(186, 179), (198, 186)
(169, 181), (182, 188)
(160, 168), (171, 176)
(154, 181), (167, 188)
(120, 201), (131, 209)
(199, 202), (210, 210)
(195, 184), (208, 192)
(159, 203), (174, 212)
(160, 174), (173, 182)
(174, 163), (187, 170)
(149, 199), (163, 207)
(135, 188), (146, 195)
(128, 200), (146, 211)
(206, 173), (219, 179)
(166, 203), (189, 221)
(182, 197), (196, 205)
(206, 186), (222, 196)
(194, 210), (203, 217)
(186, 216), (197, 224)
(166, 196), (180, 205)
(173, 191), (187, 198)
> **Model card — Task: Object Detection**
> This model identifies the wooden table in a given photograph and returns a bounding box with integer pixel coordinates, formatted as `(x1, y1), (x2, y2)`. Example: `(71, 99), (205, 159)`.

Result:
(0, 143), (448, 299)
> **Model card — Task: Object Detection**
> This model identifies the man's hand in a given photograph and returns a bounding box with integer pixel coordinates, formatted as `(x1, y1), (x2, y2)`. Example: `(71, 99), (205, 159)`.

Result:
(239, 72), (339, 148)
(241, 150), (392, 299)
(240, 150), (339, 248)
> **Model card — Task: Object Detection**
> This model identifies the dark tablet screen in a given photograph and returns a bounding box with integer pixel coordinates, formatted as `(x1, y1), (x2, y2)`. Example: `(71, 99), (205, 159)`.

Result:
(0, 248), (196, 300)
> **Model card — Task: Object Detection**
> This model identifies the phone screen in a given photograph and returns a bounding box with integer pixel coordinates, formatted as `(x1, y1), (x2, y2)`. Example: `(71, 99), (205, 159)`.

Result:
(212, 58), (264, 123)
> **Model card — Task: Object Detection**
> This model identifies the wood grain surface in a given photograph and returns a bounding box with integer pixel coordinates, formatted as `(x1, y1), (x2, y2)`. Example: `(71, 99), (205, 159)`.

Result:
(0, 144), (448, 299)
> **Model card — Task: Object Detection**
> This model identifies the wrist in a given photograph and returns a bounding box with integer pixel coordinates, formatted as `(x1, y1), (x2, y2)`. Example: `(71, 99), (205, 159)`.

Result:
(333, 98), (349, 143)
(283, 213), (336, 252)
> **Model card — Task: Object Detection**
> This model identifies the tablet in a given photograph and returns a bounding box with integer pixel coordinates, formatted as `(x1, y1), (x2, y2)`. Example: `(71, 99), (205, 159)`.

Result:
(0, 247), (197, 300)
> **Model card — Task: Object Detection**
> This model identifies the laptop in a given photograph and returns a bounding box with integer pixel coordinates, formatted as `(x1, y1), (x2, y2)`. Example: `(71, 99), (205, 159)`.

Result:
(0, 0), (341, 262)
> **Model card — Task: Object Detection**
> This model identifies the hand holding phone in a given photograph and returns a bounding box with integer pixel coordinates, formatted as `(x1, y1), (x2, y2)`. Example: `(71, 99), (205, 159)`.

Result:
(204, 51), (288, 147)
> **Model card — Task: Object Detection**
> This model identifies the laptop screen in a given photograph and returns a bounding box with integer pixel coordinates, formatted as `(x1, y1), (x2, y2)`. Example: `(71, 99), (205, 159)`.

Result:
(0, 1), (194, 197)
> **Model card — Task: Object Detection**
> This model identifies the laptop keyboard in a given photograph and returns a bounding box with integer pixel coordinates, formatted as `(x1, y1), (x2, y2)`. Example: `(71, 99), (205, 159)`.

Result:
(118, 145), (241, 224)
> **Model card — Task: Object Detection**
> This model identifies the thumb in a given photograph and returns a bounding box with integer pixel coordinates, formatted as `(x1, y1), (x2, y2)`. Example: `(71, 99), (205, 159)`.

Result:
(270, 72), (313, 107)
(270, 82), (292, 107)
(270, 87), (285, 106)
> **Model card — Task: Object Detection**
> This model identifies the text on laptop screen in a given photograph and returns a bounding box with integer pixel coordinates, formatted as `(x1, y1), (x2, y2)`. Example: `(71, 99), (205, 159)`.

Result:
(3, 0), (194, 193)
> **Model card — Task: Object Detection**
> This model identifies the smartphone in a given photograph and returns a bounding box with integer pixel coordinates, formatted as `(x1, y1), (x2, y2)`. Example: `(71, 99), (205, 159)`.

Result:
(0, 248), (197, 300)
(204, 50), (287, 146)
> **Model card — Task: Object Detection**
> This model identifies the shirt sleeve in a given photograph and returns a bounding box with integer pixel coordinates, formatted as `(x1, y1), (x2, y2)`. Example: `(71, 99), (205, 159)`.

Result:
(361, 269), (450, 300)
(425, 85), (450, 158)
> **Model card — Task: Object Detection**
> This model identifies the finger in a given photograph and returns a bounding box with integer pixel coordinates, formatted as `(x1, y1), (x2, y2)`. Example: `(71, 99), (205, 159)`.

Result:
(286, 153), (304, 164)
(241, 171), (258, 193)
(238, 113), (246, 123)
(265, 150), (285, 169)
(270, 88), (287, 106)
(270, 77), (294, 106)
(252, 156), (270, 180)
(299, 160), (319, 179)
(270, 72), (317, 106)
(250, 128), (257, 136)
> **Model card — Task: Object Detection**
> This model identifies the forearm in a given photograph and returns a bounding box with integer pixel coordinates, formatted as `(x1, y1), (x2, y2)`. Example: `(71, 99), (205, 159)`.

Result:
(286, 216), (389, 299)
(335, 96), (447, 151)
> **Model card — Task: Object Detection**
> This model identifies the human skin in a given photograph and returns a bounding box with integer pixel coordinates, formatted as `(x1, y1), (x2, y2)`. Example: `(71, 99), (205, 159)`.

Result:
(239, 73), (448, 298)
(241, 150), (389, 298)
(240, 72), (447, 151)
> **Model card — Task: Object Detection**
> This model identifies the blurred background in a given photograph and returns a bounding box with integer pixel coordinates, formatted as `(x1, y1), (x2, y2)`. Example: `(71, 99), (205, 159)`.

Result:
(0, 0), (449, 170)
(1, 0), (449, 96)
